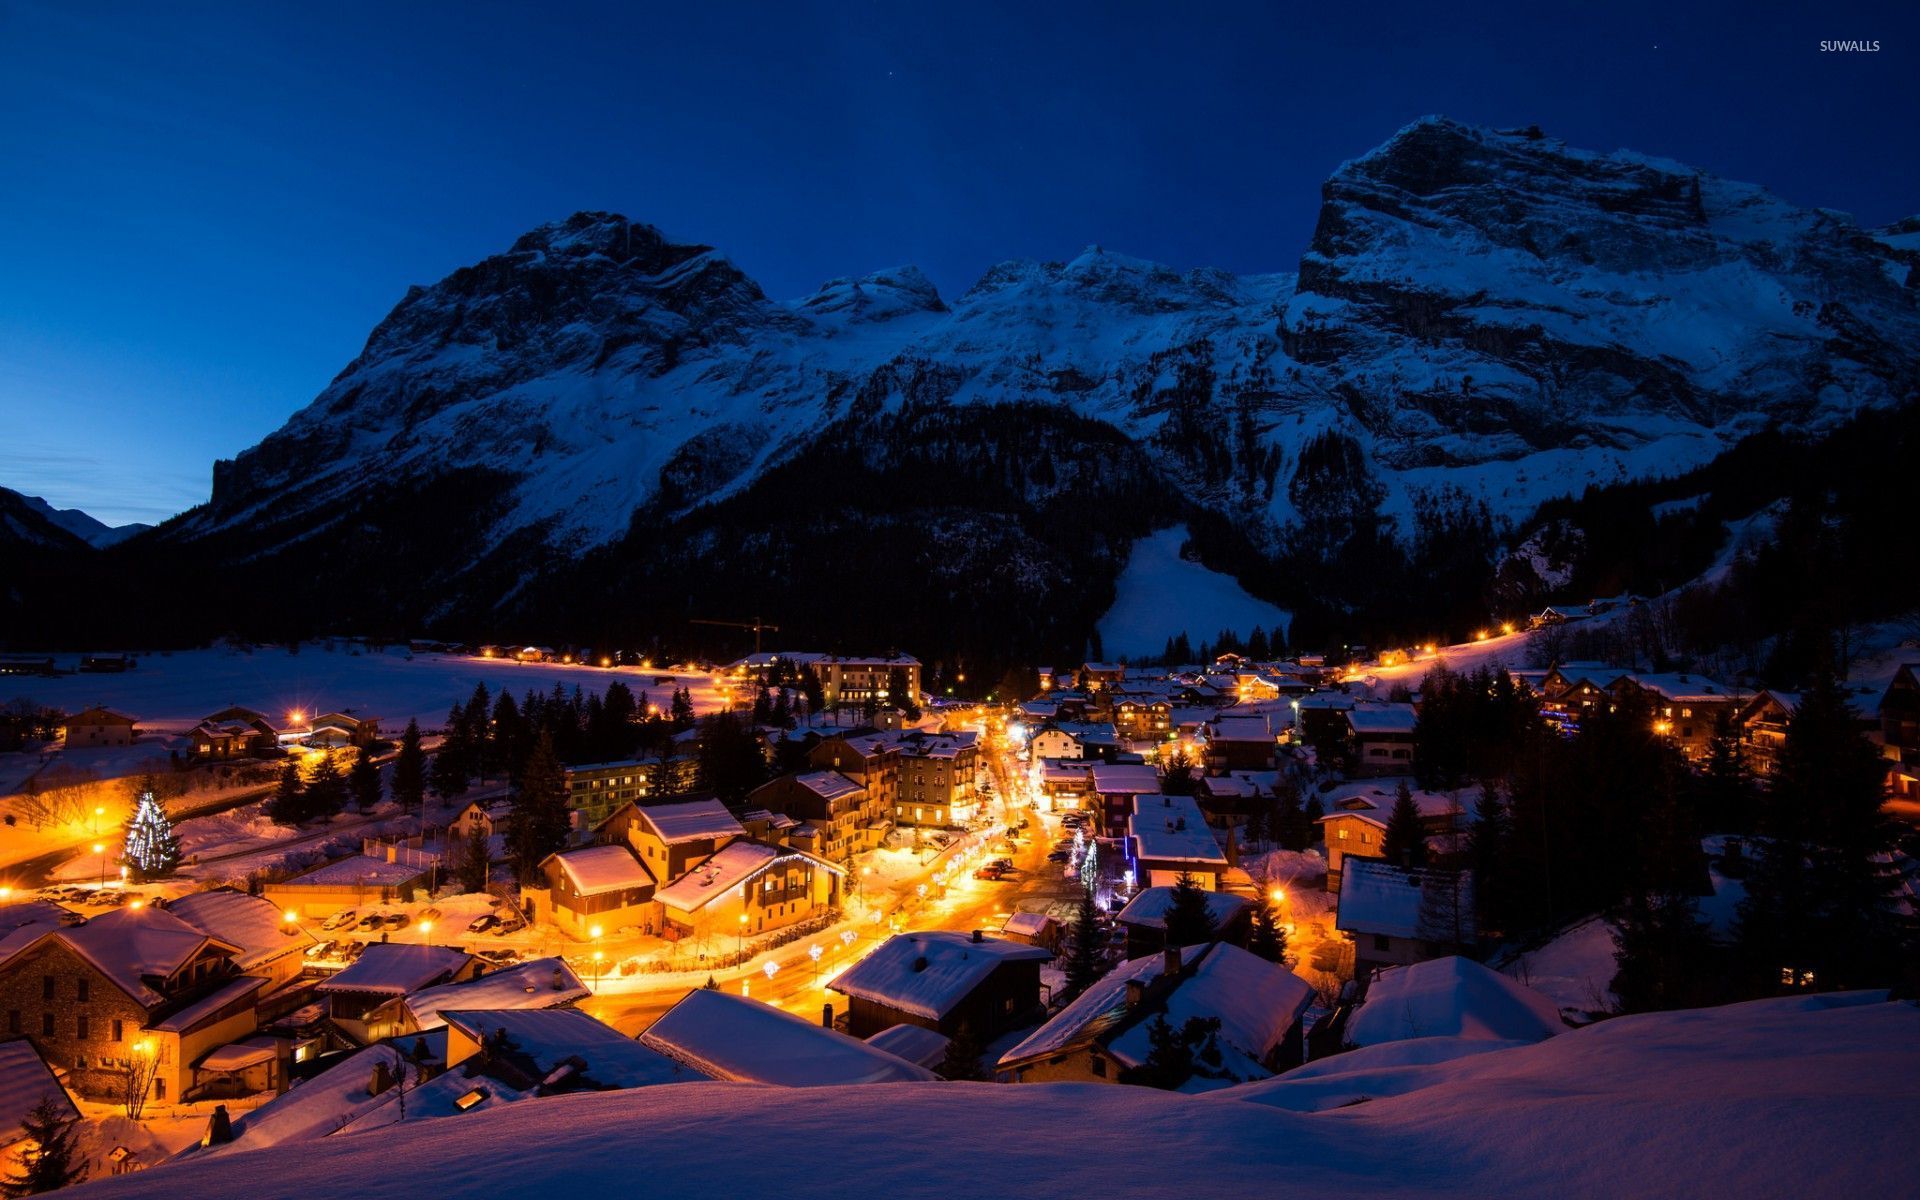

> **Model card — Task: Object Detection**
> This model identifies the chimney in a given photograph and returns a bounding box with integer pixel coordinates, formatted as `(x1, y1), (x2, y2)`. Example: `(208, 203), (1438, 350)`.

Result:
(1125, 978), (1146, 1009)
(971, 928), (983, 943)
(1162, 945), (1182, 979)
(551, 966), (565, 991)
(822, 1003), (835, 1029)
(201, 1104), (234, 1147)
(368, 1059), (395, 1096)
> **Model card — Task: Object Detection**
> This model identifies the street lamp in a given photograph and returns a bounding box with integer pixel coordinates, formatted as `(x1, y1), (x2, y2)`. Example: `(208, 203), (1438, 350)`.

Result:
(591, 949), (605, 993)
(419, 919), (433, 947)
(737, 912), (748, 962)
(809, 943), (823, 985)
(93, 843), (106, 888)
(93, 805), (104, 837)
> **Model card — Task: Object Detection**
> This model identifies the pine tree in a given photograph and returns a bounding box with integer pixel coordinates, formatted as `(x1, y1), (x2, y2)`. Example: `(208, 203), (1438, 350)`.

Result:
(0, 1095), (87, 1197)
(1162, 871), (1215, 948)
(1248, 892), (1286, 963)
(122, 790), (180, 882)
(350, 743), (382, 812)
(456, 818), (493, 893)
(1381, 780), (1427, 868)
(392, 719), (426, 814)
(1063, 886), (1105, 1000)
(507, 730), (571, 882)
(1274, 780), (1308, 851)
(267, 761), (307, 825)
(305, 752), (347, 819)
(1467, 780), (1516, 937)
(1611, 887), (1719, 1013)
(430, 744), (470, 804)
(1696, 711), (1755, 832)
(936, 1020), (988, 1081)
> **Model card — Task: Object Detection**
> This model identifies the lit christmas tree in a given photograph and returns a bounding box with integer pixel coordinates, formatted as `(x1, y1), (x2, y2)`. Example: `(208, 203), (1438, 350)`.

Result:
(1079, 838), (1099, 893)
(123, 791), (180, 881)
(1070, 826), (1086, 867)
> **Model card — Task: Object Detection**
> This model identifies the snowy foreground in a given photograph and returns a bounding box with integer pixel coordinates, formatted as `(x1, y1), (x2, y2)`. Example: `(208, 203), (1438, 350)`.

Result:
(76, 992), (1913, 1199)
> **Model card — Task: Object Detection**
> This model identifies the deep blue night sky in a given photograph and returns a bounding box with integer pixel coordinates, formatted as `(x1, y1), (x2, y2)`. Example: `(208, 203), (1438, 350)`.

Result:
(3, 0), (1915, 525)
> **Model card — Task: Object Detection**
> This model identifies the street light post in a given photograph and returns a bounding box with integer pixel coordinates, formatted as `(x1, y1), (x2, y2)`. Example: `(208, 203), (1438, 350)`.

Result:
(589, 925), (603, 993)
(93, 843), (106, 889)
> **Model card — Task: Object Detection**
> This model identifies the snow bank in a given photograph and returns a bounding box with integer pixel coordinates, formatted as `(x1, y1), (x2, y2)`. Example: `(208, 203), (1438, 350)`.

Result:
(73, 992), (1917, 1200)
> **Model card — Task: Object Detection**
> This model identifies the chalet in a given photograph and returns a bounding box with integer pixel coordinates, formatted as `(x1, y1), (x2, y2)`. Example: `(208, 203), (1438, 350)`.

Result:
(1194, 771), (1278, 838)
(996, 942), (1312, 1088)
(188, 708), (279, 759)
(263, 855), (429, 920)
(1089, 761), (1162, 836)
(0, 656), (55, 677)
(1028, 720), (1120, 763)
(78, 654), (133, 673)
(529, 845), (657, 939)
(0, 905), (264, 1102)
(1111, 696), (1174, 742)
(312, 943), (479, 1044)
(1878, 664), (1920, 801)
(1128, 793), (1231, 890)
(1202, 712), (1280, 772)
(830, 930), (1052, 1040)
(807, 732), (903, 847)
(399, 957), (589, 1033)
(62, 706), (137, 748)
(895, 729), (980, 827)
(451, 798), (510, 845)
(999, 911), (1060, 950)
(1336, 858), (1475, 978)
(640, 988), (935, 1086)
(1077, 663), (1127, 691)
(167, 889), (316, 993)
(1346, 956), (1564, 1048)
(1608, 673), (1738, 760)
(1292, 692), (1357, 747)
(1737, 690), (1801, 779)
(1038, 759), (1095, 811)
(1114, 886), (1251, 957)
(1528, 605), (1590, 629)
(0, 1039), (77, 1154)
(653, 840), (844, 941)
(439, 1007), (699, 1085)
(599, 797), (746, 883)
(1316, 802), (1386, 889)
(1345, 703), (1418, 776)
(304, 712), (380, 750)
(564, 759), (650, 827)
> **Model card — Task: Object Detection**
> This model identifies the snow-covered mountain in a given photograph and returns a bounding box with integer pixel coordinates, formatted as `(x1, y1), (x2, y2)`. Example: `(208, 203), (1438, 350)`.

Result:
(108, 116), (1912, 656)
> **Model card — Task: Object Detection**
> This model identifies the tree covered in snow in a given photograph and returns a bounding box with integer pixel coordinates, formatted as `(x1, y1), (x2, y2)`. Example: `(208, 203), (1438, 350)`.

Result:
(122, 789), (179, 882)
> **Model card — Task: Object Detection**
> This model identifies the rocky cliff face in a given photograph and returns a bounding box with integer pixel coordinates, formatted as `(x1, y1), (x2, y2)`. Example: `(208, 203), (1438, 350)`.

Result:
(140, 117), (1915, 652)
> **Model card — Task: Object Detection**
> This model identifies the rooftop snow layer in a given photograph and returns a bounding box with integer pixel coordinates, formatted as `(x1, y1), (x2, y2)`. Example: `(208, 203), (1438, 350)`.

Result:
(1115, 887), (1250, 930)
(640, 988), (936, 1085)
(315, 943), (472, 996)
(1347, 956), (1565, 1047)
(167, 888), (316, 970)
(404, 958), (589, 1030)
(549, 845), (655, 897)
(636, 797), (746, 843)
(829, 931), (1052, 1021)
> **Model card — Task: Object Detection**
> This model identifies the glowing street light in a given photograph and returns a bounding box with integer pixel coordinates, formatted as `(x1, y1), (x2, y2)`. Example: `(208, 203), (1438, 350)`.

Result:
(419, 919), (433, 947)
(93, 805), (105, 836)
(809, 943), (823, 984)
(737, 911), (748, 960)
(591, 949), (605, 992)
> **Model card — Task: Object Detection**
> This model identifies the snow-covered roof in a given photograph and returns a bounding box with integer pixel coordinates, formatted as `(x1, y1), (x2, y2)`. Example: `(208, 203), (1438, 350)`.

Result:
(1617, 672), (1733, 703)
(1129, 794), (1226, 864)
(1345, 703), (1418, 734)
(829, 932), (1051, 1021)
(439, 1008), (704, 1088)
(999, 945), (1203, 1067)
(864, 1024), (951, 1070)
(636, 797), (746, 844)
(640, 988), (936, 1085)
(0, 1039), (77, 1145)
(151, 974), (270, 1033)
(168, 888), (315, 970)
(1336, 859), (1475, 941)
(1001, 911), (1056, 938)
(655, 841), (843, 913)
(1115, 886), (1249, 931)
(1090, 762), (1160, 794)
(404, 957), (589, 1031)
(55, 905), (239, 1007)
(1348, 956), (1565, 1047)
(0, 901), (76, 967)
(1206, 713), (1276, 740)
(315, 943), (473, 996)
(198, 1035), (280, 1073)
(548, 844), (656, 897)
(1103, 943), (1312, 1083)
(794, 770), (864, 802)
(282, 854), (426, 887)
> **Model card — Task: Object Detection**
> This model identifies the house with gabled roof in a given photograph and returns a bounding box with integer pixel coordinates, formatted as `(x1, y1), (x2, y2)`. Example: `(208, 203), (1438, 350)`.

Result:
(996, 942), (1312, 1090)
(829, 930), (1052, 1039)
(599, 797), (746, 882)
(0, 904), (268, 1102)
(313, 943), (480, 1044)
(1337, 858), (1476, 977)
(654, 840), (845, 941)
(640, 988), (934, 1086)
(167, 887), (316, 992)
(529, 844), (657, 939)
(62, 706), (137, 748)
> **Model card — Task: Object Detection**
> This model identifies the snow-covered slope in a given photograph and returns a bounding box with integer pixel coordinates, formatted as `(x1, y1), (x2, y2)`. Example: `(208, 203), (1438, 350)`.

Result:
(69, 992), (1916, 1200)
(1097, 525), (1291, 656)
(181, 118), (1919, 573)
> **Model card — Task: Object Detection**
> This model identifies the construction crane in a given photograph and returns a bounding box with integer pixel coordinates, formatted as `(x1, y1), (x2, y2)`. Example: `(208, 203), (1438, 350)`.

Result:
(690, 616), (781, 656)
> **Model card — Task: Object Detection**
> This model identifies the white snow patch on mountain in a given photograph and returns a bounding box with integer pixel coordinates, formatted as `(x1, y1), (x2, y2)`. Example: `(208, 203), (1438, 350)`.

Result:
(1097, 525), (1289, 657)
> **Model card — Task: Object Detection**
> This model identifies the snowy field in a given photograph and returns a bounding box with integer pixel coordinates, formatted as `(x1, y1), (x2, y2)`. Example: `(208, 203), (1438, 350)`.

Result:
(90, 990), (1917, 1199)
(1097, 526), (1290, 659)
(5, 645), (726, 730)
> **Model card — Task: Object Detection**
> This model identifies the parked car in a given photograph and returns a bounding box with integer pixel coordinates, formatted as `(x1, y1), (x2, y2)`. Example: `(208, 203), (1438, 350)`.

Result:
(356, 914), (384, 932)
(1047, 849), (1071, 863)
(322, 909), (358, 931)
(303, 940), (335, 959)
(467, 913), (498, 934)
(973, 866), (1004, 881)
(993, 858), (1015, 871)
(382, 912), (409, 930)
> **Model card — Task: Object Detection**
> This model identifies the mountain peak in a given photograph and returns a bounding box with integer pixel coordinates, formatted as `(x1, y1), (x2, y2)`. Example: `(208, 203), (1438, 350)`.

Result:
(794, 264), (946, 323)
